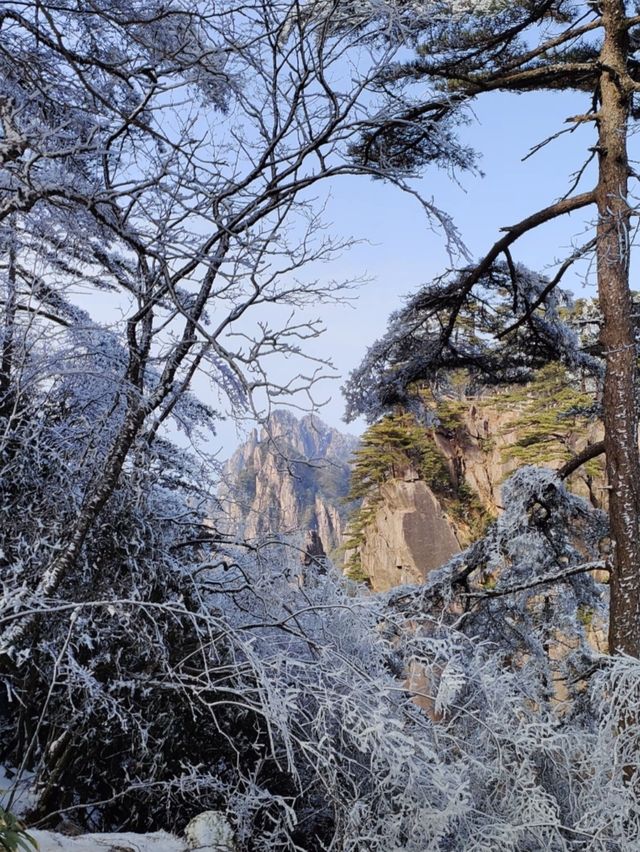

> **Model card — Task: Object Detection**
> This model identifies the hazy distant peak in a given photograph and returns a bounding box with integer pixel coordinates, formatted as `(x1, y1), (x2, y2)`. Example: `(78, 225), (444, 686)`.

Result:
(218, 410), (358, 556)
(253, 409), (358, 462)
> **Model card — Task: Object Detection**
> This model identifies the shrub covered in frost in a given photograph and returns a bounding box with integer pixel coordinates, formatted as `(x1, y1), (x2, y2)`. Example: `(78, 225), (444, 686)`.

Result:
(0, 306), (636, 850)
(1, 442), (640, 849)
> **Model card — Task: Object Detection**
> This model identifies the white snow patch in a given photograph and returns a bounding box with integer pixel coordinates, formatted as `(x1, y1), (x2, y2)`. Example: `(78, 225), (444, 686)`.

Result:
(0, 764), (37, 815)
(29, 829), (187, 852)
(23, 812), (238, 852)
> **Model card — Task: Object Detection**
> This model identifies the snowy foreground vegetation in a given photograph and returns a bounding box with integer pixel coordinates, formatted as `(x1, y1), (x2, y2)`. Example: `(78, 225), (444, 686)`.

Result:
(1, 382), (640, 850)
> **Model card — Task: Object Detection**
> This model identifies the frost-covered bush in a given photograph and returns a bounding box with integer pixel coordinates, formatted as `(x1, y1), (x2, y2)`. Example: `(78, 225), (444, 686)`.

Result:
(379, 616), (640, 851)
(374, 465), (640, 850)
(2, 431), (640, 849)
(391, 466), (610, 705)
(0, 290), (635, 850)
(0, 316), (470, 844)
(0, 396), (230, 829)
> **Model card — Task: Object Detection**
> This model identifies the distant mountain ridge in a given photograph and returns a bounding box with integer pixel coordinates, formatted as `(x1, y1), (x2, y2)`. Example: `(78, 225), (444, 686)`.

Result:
(217, 410), (359, 557)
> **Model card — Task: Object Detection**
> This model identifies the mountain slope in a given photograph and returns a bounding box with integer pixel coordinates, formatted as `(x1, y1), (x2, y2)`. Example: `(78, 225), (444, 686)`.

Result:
(217, 410), (358, 557)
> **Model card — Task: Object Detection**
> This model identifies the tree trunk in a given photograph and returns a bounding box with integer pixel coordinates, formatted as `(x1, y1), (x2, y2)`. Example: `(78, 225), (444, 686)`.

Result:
(597, 1), (640, 656)
(0, 402), (147, 656)
(0, 215), (17, 419)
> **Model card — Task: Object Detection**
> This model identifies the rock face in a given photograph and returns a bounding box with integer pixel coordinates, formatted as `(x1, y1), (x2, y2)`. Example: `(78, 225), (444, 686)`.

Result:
(434, 405), (516, 514)
(434, 401), (605, 513)
(218, 410), (358, 558)
(357, 477), (461, 592)
(219, 391), (608, 595)
(344, 383), (607, 591)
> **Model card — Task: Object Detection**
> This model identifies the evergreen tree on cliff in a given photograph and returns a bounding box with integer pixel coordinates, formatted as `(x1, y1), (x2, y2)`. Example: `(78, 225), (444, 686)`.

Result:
(345, 0), (640, 657)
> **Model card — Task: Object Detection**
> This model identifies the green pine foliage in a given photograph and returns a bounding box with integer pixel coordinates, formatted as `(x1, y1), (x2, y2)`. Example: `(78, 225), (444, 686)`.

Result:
(0, 809), (37, 852)
(348, 413), (451, 501)
(494, 363), (602, 476)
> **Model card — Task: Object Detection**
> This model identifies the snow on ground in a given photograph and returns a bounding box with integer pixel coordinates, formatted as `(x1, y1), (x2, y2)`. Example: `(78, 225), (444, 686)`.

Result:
(0, 764), (36, 815)
(1, 767), (237, 852)
(30, 829), (187, 852)
(6, 808), (237, 851)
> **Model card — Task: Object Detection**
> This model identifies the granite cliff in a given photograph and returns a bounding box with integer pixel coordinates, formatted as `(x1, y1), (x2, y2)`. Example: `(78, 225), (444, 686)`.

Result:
(351, 475), (462, 592)
(217, 410), (358, 558)
(219, 370), (606, 592)
(218, 410), (465, 586)
(344, 367), (606, 590)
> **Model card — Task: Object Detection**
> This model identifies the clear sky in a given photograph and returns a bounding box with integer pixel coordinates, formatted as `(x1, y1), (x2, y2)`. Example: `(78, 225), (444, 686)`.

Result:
(209, 85), (600, 458)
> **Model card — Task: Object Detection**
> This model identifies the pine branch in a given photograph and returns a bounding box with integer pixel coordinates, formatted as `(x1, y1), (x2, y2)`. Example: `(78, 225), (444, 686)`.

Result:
(464, 560), (608, 600)
(557, 441), (606, 480)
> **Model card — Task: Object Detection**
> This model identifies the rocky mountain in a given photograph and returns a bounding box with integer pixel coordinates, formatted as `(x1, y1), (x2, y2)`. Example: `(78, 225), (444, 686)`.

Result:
(217, 411), (466, 584)
(217, 410), (358, 558)
(218, 369), (607, 592)
(344, 367), (606, 591)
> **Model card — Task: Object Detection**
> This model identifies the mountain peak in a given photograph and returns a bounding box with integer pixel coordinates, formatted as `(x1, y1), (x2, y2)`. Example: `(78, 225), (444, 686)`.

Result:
(217, 411), (358, 557)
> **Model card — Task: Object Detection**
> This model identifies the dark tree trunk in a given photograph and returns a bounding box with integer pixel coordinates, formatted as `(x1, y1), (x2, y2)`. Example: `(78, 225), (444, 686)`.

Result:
(0, 217), (17, 419)
(597, 1), (640, 656)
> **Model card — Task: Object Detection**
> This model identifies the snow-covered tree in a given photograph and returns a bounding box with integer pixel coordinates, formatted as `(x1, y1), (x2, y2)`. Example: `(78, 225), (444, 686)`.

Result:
(0, 0), (470, 656)
(343, 263), (599, 422)
(0, 1), (479, 843)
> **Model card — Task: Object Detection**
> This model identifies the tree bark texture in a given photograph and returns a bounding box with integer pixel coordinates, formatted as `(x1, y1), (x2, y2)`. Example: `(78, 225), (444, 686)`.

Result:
(597, 0), (640, 656)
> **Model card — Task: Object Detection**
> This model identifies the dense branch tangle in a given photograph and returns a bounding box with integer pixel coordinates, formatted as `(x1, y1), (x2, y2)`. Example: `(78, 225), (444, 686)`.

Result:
(0, 0), (418, 653)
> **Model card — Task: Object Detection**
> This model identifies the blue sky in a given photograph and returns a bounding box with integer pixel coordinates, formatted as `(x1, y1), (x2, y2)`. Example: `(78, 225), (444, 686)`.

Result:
(210, 86), (599, 454)
(71, 80), (605, 460)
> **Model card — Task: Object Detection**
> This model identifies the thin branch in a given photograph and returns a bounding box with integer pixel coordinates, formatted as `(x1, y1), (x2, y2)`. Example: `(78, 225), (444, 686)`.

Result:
(496, 236), (597, 340)
(463, 560), (608, 600)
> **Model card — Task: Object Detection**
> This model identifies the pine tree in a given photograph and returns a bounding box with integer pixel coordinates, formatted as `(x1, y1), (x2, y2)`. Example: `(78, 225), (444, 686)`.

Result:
(347, 0), (640, 656)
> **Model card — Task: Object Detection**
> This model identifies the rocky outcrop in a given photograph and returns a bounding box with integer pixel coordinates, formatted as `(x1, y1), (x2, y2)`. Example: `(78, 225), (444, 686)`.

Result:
(357, 476), (461, 592)
(433, 404), (516, 513)
(345, 378), (607, 591)
(219, 387), (607, 595)
(434, 401), (605, 513)
(314, 494), (343, 557)
(217, 411), (358, 558)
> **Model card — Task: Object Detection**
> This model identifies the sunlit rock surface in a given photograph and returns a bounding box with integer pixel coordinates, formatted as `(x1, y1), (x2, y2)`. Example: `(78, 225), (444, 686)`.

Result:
(358, 478), (461, 592)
